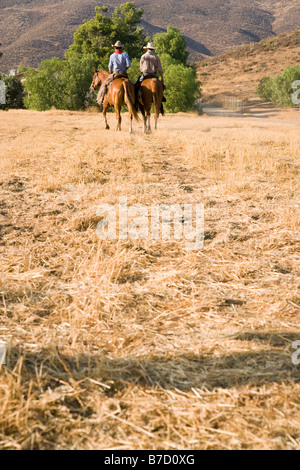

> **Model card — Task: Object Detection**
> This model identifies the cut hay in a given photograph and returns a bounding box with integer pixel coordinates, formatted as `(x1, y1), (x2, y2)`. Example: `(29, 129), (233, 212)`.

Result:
(0, 109), (299, 449)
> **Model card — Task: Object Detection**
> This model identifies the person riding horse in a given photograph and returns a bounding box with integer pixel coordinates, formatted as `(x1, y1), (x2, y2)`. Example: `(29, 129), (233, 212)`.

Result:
(135, 42), (166, 109)
(97, 41), (131, 106)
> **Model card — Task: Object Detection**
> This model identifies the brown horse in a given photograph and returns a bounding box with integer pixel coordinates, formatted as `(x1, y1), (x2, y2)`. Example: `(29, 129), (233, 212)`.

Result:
(90, 69), (139, 133)
(137, 78), (164, 133)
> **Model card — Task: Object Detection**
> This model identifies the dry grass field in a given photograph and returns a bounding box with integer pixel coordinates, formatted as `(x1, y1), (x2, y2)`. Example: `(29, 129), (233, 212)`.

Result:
(0, 108), (300, 450)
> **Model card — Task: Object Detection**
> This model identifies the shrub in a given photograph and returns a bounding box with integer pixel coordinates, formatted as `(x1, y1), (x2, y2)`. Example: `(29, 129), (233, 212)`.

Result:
(257, 66), (300, 107)
(154, 26), (189, 66)
(24, 55), (95, 111)
(0, 74), (24, 109)
(164, 64), (201, 113)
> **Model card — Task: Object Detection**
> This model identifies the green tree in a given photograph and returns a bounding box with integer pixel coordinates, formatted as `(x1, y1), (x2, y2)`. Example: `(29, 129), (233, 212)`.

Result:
(163, 64), (201, 113)
(66, 3), (146, 68)
(127, 57), (141, 82)
(24, 55), (95, 111)
(257, 66), (300, 107)
(152, 26), (202, 112)
(0, 73), (24, 109)
(24, 58), (66, 110)
(257, 76), (272, 101)
(154, 26), (189, 66)
(159, 53), (182, 70)
(60, 54), (96, 109)
(16, 66), (29, 73)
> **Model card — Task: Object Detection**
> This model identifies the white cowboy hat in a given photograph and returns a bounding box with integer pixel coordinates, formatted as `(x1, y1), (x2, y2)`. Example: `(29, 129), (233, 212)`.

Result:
(112, 40), (124, 48)
(143, 42), (156, 50)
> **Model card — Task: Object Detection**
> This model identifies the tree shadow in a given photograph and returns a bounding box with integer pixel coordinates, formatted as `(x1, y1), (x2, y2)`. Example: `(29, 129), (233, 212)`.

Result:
(231, 331), (300, 348)
(5, 331), (300, 394)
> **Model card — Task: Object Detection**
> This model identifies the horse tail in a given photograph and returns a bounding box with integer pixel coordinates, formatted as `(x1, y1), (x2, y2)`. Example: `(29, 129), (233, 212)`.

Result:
(123, 80), (140, 122)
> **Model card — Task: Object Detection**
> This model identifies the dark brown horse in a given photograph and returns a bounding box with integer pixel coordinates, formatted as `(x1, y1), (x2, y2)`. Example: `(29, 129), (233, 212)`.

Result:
(90, 69), (139, 133)
(137, 78), (164, 133)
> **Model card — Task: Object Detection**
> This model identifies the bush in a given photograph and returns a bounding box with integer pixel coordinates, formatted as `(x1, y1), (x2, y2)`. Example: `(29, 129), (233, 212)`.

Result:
(257, 76), (273, 101)
(150, 27), (201, 113)
(0, 74), (24, 109)
(154, 26), (189, 66)
(60, 55), (96, 110)
(164, 63), (201, 113)
(23, 58), (66, 111)
(257, 66), (300, 107)
(159, 53), (180, 70)
(24, 55), (95, 111)
(127, 57), (141, 83)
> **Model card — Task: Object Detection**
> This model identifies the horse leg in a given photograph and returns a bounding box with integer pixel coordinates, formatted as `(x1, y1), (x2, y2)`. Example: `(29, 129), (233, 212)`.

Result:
(129, 113), (133, 134)
(143, 115), (148, 133)
(153, 89), (161, 131)
(115, 105), (122, 132)
(139, 105), (147, 133)
(103, 103), (110, 130)
(147, 113), (151, 133)
(154, 104), (160, 130)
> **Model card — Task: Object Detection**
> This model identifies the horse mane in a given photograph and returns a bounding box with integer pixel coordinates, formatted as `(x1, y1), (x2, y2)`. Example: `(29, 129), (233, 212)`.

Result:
(97, 69), (110, 79)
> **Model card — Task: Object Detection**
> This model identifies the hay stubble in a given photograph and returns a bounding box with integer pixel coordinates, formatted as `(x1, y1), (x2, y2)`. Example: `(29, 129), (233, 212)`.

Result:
(0, 110), (299, 449)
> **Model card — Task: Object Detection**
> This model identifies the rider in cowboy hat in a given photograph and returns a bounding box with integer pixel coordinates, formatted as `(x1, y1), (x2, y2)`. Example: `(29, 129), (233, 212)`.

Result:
(97, 40), (131, 106)
(140, 42), (164, 83)
(134, 42), (166, 108)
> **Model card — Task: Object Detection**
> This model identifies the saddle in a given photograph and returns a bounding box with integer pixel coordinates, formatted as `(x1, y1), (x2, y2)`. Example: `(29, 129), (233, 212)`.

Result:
(140, 73), (158, 82)
(140, 74), (166, 92)
(105, 72), (128, 95)
(113, 72), (128, 80)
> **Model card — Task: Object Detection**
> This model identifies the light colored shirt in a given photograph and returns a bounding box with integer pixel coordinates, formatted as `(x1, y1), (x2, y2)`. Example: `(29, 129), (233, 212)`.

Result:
(108, 52), (131, 73)
(140, 51), (163, 76)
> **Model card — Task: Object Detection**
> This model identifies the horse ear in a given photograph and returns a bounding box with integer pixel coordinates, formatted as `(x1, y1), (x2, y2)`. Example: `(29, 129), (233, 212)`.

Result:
(93, 67), (96, 73)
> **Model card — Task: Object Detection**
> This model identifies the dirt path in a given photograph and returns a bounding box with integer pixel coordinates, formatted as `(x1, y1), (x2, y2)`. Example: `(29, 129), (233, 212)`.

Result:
(203, 103), (300, 124)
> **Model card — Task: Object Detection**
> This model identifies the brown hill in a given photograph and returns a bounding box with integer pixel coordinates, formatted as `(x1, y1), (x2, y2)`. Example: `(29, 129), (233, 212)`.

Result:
(197, 29), (300, 104)
(0, 0), (300, 73)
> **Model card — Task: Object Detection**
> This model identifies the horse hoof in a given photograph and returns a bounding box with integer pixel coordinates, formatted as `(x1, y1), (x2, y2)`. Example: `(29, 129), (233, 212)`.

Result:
(105, 125), (110, 130)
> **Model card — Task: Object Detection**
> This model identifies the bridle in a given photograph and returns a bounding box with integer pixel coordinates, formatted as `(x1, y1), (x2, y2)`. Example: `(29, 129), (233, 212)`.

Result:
(90, 71), (102, 92)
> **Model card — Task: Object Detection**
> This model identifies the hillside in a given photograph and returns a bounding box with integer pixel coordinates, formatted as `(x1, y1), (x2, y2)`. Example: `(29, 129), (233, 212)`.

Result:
(0, 0), (300, 72)
(198, 29), (300, 104)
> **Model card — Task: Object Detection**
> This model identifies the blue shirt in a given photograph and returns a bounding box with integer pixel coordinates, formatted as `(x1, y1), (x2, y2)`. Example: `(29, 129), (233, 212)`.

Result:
(109, 52), (131, 73)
